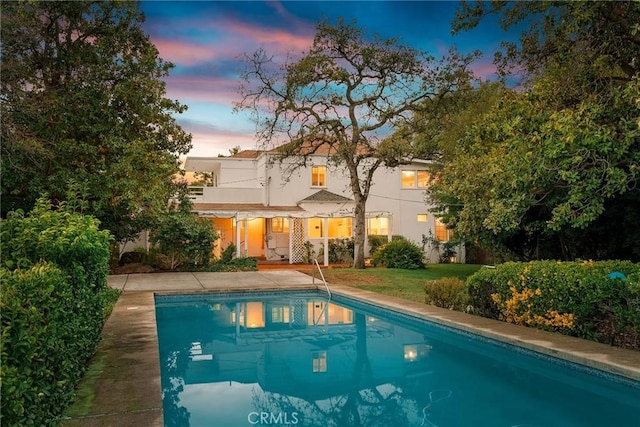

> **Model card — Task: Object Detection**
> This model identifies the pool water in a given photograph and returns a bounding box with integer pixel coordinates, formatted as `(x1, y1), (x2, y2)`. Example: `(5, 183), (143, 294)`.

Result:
(154, 291), (640, 427)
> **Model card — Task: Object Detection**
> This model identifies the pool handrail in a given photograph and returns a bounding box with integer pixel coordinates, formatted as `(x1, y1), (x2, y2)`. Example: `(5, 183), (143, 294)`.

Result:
(312, 259), (331, 300)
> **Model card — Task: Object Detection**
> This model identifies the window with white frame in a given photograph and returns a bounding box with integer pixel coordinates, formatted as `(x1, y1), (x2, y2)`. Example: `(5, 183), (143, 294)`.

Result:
(401, 170), (431, 188)
(435, 218), (454, 241)
(312, 351), (327, 373)
(308, 217), (353, 238)
(367, 217), (389, 235)
(271, 218), (289, 233)
(311, 166), (326, 187)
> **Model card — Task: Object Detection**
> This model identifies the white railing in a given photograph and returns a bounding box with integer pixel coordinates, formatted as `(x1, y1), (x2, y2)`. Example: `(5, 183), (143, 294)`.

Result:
(312, 258), (331, 300)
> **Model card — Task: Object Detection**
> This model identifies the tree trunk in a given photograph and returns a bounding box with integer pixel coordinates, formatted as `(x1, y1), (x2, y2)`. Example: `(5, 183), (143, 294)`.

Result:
(353, 197), (367, 269)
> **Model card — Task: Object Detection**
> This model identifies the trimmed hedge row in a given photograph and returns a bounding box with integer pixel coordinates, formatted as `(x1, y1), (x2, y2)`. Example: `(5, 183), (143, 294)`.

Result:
(466, 260), (640, 348)
(1, 200), (112, 426)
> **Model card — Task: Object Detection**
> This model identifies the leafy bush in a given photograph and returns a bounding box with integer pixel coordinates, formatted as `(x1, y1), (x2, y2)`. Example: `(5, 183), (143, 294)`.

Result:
(220, 243), (236, 264)
(424, 277), (469, 310)
(208, 256), (258, 272)
(119, 247), (147, 265)
(202, 244), (257, 272)
(327, 238), (354, 263)
(0, 199), (112, 425)
(368, 235), (387, 255)
(371, 238), (425, 269)
(466, 260), (640, 349)
(150, 201), (218, 270)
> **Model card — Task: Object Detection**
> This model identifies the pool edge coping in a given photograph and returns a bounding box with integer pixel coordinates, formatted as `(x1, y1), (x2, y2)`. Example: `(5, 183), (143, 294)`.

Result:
(63, 280), (640, 426)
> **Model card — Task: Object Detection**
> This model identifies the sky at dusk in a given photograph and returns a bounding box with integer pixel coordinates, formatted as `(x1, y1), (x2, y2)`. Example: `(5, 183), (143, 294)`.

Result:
(140, 1), (514, 157)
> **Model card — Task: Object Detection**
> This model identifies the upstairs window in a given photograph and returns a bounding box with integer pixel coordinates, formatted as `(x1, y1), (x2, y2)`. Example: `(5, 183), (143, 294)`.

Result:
(401, 170), (416, 188)
(402, 170), (431, 188)
(311, 166), (326, 187)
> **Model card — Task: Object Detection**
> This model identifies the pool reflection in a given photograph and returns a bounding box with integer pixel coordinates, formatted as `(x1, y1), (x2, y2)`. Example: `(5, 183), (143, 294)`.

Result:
(156, 293), (640, 427)
(157, 295), (434, 426)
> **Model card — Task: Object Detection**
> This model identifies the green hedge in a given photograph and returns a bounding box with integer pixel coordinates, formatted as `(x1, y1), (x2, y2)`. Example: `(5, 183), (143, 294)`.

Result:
(466, 260), (640, 348)
(1, 200), (112, 425)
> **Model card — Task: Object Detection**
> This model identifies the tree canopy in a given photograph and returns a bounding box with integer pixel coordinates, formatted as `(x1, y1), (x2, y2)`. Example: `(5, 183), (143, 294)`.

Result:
(1, 0), (192, 242)
(427, 0), (640, 261)
(236, 19), (477, 268)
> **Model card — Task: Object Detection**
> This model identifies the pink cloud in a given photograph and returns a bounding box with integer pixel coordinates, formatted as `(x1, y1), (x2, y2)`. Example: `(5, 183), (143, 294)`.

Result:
(222, 19), (313, 52)
(150, 18), (313, 68)
(154, 39), (218, 66)
(470, 59), (499, 80)
(163, 76), (241, 104)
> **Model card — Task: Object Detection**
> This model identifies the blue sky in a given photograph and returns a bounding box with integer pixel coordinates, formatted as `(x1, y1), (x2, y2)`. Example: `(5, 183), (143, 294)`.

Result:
(140, 1), (512, 157)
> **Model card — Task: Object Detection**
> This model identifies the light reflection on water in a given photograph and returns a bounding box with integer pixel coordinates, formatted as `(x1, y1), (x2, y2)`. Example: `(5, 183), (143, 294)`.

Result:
(155, 292), (640, 427)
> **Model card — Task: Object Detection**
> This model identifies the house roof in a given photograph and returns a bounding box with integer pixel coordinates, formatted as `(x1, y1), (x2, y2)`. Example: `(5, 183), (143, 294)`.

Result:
(192, 203), (304, 219)
(226, 142), (344, 158)
(231, 150), (262, 159)
(298, 190), (353, 203)
(193, 203), (303, 212)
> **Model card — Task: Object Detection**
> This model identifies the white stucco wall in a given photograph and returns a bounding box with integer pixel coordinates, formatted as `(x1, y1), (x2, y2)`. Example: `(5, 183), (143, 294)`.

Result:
(184, 152), (465, 263)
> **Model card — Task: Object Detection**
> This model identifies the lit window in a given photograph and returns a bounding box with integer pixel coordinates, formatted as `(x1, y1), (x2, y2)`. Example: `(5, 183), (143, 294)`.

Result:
(308, 217), (353, 238)
(403, 170), (431, 188)
(271, 306), (290, 323)
(312, 351), (327, 372)
(401, 170), (416, 188)
(244, 302), (265, 328)
(417, 214), (428, 222)
(327, 217), (352, 238)
(417, 171), (431, 188)
(435, 218), (453, 242)
(308, 218), (323, 238)
(311, 166), (326, 187)
(271, 218), (289, 233)
(367, 217), (389, 235)
(404, 344), (431, 362)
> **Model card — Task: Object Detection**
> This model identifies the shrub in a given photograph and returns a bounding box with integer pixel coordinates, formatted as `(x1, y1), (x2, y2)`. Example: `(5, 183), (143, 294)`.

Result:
(466, 260), (640, 349)
(368, 235), (387, 255)
(220, 243), (236, 264)
(208, 256), (258, 272)
(0, 199), (112, 425)
(327, 238), (354, 263)
(424, 277), (469, 310)
(119, 247), (147, 265)
(371, 238), (425, 269)
(150, 201), (218, 270)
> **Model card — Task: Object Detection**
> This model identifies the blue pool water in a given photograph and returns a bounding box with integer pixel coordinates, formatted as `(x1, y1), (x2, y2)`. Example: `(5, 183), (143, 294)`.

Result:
(155, 291), (640, 427)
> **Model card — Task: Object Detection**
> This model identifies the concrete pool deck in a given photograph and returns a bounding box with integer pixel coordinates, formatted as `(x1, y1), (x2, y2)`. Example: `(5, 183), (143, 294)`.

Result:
(61, 271), (640, 427)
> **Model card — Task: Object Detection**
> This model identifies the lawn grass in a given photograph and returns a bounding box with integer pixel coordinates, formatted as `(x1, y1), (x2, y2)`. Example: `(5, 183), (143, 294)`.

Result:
(315, 264), (483, 303)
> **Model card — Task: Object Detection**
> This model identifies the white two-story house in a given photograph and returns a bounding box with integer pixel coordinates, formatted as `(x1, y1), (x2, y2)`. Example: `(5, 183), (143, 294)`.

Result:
(183, 147), (464, 265)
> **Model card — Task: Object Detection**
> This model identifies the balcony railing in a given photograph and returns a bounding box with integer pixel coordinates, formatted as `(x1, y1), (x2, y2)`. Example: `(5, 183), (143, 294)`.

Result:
(188, 186), (262, 204)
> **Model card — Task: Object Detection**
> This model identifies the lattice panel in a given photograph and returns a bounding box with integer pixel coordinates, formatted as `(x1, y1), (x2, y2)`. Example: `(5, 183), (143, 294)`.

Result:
(290, 218), (305, 263)
(290, 299), (307, 327)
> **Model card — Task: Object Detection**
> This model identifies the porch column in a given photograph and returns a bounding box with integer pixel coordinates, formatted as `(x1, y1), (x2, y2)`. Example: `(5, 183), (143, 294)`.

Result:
(244, 219), (249, 257)
(236, 215), (241, 258)
(387, 215), (392, 242)
(323, 217), (329, 267)
(289, 218), (293, 264)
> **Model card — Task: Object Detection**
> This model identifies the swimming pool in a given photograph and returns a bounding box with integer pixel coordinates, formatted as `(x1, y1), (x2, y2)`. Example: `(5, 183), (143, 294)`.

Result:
(155, 291), (640, 426)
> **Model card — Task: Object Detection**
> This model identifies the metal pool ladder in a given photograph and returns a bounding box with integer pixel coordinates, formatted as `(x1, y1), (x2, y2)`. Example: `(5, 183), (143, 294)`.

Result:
(312, 259), (331, 300)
